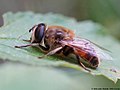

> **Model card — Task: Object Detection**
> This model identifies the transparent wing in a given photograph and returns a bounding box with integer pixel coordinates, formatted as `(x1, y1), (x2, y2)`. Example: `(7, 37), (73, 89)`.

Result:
(82, 38), (111, 52)
(75, 38), (113, 61)
(61, 37), (113, 61)
(90, 42), (113, 61)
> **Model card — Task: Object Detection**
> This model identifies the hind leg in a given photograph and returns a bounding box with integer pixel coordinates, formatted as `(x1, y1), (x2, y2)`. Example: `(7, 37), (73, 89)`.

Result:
(75, 54), (91, 72)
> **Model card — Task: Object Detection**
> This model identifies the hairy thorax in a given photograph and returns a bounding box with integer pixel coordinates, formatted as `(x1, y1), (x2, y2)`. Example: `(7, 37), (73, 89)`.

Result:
(44, 26), (75, 50)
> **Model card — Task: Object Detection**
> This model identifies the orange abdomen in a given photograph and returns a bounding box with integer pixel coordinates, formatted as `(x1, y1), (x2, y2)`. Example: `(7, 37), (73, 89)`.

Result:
(77, 49), (99, 68)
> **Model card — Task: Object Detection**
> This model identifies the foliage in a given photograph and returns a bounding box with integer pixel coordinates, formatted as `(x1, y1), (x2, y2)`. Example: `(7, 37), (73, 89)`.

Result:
(0, 12), (120, 90)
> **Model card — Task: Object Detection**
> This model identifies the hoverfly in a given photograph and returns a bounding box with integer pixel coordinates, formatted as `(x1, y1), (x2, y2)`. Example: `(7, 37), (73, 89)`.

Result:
(15, 23), (112, 72)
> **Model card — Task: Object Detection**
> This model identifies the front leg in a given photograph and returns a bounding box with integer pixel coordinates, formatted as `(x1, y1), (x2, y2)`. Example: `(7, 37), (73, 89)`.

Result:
(22, 39), (31, 42)
(15, 43), (39, 48)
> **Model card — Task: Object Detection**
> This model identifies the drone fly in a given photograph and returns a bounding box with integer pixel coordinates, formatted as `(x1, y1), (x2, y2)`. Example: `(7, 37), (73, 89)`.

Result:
(15, 23), (112, 72)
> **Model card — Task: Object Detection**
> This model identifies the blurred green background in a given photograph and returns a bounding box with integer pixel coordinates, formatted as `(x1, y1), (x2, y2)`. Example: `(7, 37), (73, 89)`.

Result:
(0, 0), (120, 39)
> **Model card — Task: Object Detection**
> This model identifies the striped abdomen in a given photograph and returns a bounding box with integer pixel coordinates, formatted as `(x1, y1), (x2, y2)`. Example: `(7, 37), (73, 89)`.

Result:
(76, 49), (99, 68)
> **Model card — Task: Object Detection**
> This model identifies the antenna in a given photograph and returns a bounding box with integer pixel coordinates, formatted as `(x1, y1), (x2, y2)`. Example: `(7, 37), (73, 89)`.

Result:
(17, 25), (37, 40)
(17, 31), (29, 40)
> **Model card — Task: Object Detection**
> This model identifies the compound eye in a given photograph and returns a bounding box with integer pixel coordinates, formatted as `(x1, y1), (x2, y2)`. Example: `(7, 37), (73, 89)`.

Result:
(35, 23), (46, 42)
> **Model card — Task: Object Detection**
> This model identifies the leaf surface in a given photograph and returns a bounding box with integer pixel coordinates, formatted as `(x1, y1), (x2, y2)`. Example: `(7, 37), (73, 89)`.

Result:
(0, 12), (120, 90)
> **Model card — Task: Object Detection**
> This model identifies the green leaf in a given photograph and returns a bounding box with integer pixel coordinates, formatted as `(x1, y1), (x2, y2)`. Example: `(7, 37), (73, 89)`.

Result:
(0, 12), (120, 90)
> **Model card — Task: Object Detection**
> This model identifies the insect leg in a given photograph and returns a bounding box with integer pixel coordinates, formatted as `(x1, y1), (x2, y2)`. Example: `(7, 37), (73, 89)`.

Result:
(38, 47), (63, 58)
(76, 54), (91, 72)
(23, 39), (31, 42)
(15, 43), (39, 48)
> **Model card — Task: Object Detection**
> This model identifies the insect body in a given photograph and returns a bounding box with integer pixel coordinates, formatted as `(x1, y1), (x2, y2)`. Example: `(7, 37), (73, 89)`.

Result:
(15, 23), (112, 72)
(61, 39), (99, 68)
